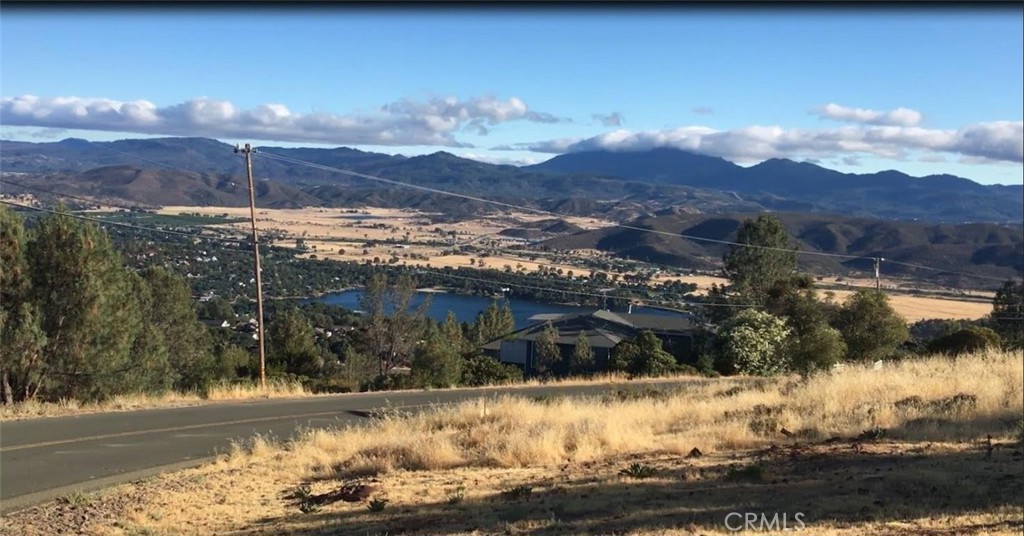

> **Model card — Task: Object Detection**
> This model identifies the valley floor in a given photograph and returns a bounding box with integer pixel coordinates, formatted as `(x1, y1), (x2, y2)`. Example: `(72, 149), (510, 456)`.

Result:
(159, 206), (997, 323)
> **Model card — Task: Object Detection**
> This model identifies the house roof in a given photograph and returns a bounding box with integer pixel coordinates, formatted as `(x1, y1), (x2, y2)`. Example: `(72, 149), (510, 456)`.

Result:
(481, 310), (695, 350)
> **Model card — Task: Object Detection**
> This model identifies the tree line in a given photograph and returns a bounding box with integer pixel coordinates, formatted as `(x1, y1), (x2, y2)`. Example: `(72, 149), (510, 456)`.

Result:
(696, 213), (1022, 377)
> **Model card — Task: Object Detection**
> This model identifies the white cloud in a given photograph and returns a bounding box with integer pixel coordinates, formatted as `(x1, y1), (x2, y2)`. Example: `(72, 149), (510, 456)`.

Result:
(0, 94), (565, 147)
(592, 112), (624, 127)
(812, 103), (923, 127)
(459, 152), (547, 166)
(509, 121), (1023, 165)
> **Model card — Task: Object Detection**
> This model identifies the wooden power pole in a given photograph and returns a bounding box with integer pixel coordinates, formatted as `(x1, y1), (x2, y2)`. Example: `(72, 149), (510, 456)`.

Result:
(235, 143), (266, 390)
(874, 257), (884, 292)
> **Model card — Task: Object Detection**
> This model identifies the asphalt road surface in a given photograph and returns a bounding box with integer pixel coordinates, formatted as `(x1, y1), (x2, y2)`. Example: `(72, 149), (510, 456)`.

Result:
(0, 379), (702, 514)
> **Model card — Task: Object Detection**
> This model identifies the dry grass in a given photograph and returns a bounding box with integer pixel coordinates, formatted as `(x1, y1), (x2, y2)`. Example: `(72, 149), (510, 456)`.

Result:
(0, 379), (311, 421)
(6, 351), (1020, 536)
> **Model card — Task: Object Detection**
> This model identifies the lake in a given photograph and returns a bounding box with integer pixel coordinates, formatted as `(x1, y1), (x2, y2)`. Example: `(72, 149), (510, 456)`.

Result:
(315, 289), (685, 329)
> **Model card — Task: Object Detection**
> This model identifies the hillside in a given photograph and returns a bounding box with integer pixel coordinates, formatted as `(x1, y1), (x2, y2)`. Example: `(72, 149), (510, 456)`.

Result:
(11, 166), (321, 209)
(543, 210), (1023, 285)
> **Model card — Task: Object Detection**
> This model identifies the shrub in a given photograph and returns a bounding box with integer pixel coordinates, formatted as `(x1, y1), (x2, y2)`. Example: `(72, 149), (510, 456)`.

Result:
(619, 463), (657, 479)
(460, 354), (523, 386)
(836, 290), (909, 362)
(713, 309), (791, 376)
(927, 326), (1002, 356)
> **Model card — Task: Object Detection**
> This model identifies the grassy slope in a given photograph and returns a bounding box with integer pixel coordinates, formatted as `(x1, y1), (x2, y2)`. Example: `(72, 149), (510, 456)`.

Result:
(3, 351), (1022, 536)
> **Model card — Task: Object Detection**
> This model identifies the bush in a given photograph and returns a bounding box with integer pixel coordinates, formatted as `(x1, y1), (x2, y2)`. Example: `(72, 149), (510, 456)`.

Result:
(609, 331), (680, 377)
(460, 354), (523, 386)
(836, 290), (909, 362)
(787, 322), (846, 374)
(713, 309), (791, 376)
(927, 326), (1002, 356)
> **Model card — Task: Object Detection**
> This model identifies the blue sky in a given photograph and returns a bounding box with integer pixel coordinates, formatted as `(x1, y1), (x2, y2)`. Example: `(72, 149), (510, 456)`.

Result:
(2, 7), (1022, 184)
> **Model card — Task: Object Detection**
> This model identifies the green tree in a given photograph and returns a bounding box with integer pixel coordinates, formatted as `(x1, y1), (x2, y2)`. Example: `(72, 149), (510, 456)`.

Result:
(723, 214), (797, 306)
(267, 309), (322, 377)
(765, 279), (846, 373)
(411, 325), (462, 388)
(359, 273), (430, 375)
(0, 207), (46, 403)
(989, 280), (1023, 349)
(199, 297), (235, 322)
(0, 303), (47, 404)
(569, 331), (595, 375)
(609, 331), (679, 377)
(26, 206), (144, 401)
(714, 309), (791, 376)
(534, 322), (562, 376)
(440, 311), (472, 356)
(471, 300), (515, 345)
(787, 323), (846, 375)
(835, 290), (909, 362)
(136, 267), (216, 391)
(216, 343), (251, 380)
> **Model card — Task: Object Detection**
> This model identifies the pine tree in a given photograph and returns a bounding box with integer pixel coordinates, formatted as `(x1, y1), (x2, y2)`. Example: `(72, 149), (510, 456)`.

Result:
(268, 308), (322, 377)
(534, 321), (561, 376)
(0, 206), (45, 403)
(136, 267), (216, 391)
(26, 206), (143, 401)
(472, 300), (515, 345)
(411, 324), (462, 388)
(723, 214), (797, 306)
(440, 311), (470, 355)
(569, 331), (594, 376)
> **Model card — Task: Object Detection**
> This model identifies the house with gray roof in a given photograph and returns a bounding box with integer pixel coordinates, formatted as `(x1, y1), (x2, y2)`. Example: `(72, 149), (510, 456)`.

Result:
(481, 310), (699, 375)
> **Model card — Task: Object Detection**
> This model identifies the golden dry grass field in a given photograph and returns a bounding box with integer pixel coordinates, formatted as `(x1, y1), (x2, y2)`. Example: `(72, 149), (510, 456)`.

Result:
(0, 380), (310, 421)
(158, 206), (995, 322)
(6, 351), (1021, 536)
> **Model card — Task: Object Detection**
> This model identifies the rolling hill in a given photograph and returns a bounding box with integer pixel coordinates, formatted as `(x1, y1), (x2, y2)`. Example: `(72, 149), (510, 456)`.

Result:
(542, 210), (1023, 285)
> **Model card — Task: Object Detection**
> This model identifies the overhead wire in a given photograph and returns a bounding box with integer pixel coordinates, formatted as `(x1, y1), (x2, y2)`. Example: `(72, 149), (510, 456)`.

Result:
(5, 140), (1015, 290)
(256, 150), (1023, 286)
(0, 199), (752, 309)
(881, 259), (1014, 283)
(256, 151), (870, 260)
(0, 200), (248, 245)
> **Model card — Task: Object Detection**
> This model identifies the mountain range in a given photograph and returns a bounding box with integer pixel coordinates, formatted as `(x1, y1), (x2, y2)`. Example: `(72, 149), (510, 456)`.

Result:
(1, 136), (1020, 285)
(2, 136), (1021, 224)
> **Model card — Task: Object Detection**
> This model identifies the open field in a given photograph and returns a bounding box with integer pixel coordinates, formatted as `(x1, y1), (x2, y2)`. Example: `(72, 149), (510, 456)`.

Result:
(6, 351), (1021, 536)
(155, 206), (997, 322)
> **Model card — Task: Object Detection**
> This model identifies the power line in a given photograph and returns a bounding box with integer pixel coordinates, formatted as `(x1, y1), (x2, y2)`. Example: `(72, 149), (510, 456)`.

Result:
(255, 151), (1022, 288)
(1, 199), (745, 309)
(256, 151), (869, 261)
(7, 142), (1013, 290)
(882, 259), (1014, 283)
(0, 178), (151, 209)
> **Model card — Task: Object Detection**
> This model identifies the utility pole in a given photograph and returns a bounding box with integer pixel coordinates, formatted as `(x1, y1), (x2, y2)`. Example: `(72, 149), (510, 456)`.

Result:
(235, 143), (266, 390)
(874, 257), (884, 292)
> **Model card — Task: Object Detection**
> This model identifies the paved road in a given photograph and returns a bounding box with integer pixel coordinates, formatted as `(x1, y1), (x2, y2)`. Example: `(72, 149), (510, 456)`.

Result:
(0, 380), (699, 514)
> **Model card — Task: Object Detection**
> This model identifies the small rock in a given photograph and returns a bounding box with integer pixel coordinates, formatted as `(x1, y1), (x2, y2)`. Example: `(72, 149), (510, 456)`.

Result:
(685, 448), (703, 459)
